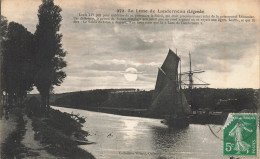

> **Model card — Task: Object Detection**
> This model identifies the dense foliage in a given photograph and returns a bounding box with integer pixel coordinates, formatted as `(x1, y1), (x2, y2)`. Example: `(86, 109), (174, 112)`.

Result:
(1, 0), (67, 115)
(31, 108), (95, 159)
(184, 88), (259, 111)
(53, 88), (259, 113)
(34, 0), (67, 114)
(2, 22), (35, 104)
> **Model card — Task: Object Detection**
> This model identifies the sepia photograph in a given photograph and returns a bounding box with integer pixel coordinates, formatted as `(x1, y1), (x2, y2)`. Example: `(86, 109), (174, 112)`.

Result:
(0, 0), (259, 158)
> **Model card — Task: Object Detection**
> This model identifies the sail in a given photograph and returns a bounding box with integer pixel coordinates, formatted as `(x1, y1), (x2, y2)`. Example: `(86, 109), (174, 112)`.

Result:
(161, 49), (180, 81)
(180, 91), (192, 114)
(153, 68), (167, 99)
(148, 49), (191, 117)
(149, 68), (176, 117)
(153, 49), (179, 98)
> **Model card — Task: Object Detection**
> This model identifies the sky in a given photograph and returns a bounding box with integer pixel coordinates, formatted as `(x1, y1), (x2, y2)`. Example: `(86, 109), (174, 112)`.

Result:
(2, 0), (260, 93)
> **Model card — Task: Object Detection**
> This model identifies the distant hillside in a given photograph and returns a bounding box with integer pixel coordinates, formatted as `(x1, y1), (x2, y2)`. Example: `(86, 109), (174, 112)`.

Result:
(183, 88), (259, 111)
(28, 88), (259, 113)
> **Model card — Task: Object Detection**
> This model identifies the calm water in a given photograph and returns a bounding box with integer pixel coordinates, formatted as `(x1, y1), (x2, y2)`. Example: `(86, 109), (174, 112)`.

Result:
(52, 106), (229, 159)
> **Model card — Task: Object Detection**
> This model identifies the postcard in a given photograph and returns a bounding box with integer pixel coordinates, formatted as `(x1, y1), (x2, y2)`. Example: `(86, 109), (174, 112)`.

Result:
(1, 0), (259, 158)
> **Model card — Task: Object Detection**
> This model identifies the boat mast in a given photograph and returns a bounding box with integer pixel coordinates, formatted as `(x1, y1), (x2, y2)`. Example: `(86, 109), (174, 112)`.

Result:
(188, 52), (193, 109)
(179, 58), (182, 90)
(180, 57), (184, 113)
(186, 52), (209, 111)
(174, 48), (179, 116)
(176, 49), (178, 89)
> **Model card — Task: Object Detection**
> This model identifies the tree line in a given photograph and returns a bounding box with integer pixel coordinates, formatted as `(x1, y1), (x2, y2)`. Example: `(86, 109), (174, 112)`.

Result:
(53, 88), (259, 113)
(0, 0), (67, 115)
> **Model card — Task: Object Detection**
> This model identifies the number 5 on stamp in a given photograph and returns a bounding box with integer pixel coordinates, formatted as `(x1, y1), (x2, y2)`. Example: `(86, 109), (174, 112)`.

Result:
(223, 113), (258, 156)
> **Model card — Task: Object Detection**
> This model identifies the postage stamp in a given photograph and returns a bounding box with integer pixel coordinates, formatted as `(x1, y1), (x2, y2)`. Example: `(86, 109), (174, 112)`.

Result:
(223, 113), (258, 156)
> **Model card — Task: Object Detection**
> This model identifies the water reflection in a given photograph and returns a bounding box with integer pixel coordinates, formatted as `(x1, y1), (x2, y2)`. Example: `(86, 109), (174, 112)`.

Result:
(121, 119), (139, 139)
(151, 126), (189, 151)
(52, 106), (228, 159)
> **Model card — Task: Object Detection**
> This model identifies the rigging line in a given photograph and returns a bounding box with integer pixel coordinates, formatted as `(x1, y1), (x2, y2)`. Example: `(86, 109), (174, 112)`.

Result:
(181, 75), (188, 79)
(193, 75), (210, 85)
(179, 75), (188, 81)
(181, 76), (188, 81)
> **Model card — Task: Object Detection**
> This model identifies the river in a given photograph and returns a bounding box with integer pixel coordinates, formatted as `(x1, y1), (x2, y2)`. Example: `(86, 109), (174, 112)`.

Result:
(52, 106), (232, 159)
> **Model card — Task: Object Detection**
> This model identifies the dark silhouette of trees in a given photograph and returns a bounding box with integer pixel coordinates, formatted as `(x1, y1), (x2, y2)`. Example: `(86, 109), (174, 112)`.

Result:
(53, 88), (258, 114)
(1, 1), (67, 116)
(34, 0), (67, 114)
(2, 22), (35, 105)
(0, 16), (8, 105)
(0, 16), (8, 40)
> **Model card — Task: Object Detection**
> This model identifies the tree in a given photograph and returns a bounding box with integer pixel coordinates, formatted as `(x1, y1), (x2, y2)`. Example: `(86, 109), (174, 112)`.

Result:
(34, 0), (67, 114)
(0, 16), (8, 40)
(0, 16), (8, 113)
(2, 22), (35, 104)
(0, 16), (8, 105)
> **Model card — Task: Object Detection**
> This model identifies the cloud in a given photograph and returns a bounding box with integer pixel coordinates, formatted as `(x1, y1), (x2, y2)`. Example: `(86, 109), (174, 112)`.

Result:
(3, 0), (259, 93)
(170, 23), (259, 73)
(117, 36), (165, 51)
(84, 59), (159, 74)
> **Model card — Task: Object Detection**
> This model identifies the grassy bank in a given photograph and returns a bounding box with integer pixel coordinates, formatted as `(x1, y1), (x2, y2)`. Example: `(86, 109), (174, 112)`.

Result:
(1, 108), (29, 159)
(31, 108), (95, 159)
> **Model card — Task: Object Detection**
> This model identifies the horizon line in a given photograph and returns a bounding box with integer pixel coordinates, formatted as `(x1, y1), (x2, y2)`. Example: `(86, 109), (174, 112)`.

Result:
(28, 87), (259, 95)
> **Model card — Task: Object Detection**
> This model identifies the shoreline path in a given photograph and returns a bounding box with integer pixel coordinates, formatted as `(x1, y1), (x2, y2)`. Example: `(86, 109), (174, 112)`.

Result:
(0, 114), (59, 158)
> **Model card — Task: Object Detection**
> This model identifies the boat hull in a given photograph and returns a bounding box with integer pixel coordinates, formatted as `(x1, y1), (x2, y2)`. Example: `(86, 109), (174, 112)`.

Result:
(161, 116), (190, 128)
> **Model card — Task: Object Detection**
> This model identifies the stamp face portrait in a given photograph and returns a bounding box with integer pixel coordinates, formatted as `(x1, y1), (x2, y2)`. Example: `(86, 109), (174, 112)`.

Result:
(223, 113), (258, 156)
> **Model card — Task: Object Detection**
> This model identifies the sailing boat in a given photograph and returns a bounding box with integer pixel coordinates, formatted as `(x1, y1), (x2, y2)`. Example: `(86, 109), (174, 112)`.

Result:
(148, 49), (191, 127)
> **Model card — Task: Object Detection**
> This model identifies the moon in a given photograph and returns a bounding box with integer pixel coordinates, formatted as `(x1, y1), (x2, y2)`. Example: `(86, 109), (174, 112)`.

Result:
(124, 67), (138, 82)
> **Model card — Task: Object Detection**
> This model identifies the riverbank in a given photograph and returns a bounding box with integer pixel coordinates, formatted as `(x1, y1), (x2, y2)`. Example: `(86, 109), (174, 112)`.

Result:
(31, 108), (95, 158)
(0, 106), (95, 159)
(0, 111), (16, 158)
(57, 105), (148, 118)
(1, 108), (28, 158)
(54, 105), (230, 125)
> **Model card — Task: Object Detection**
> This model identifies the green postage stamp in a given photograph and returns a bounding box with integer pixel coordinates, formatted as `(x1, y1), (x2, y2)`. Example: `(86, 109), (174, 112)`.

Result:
(223, 113), (258, 156)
